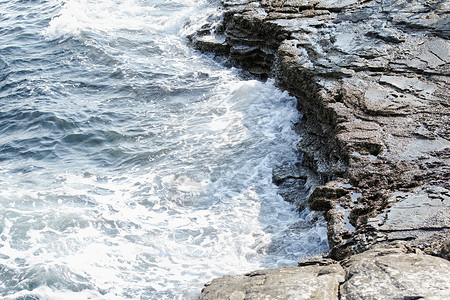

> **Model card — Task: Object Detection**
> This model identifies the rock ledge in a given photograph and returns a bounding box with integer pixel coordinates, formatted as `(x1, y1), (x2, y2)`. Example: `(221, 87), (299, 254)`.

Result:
(200, 247), (450, 299)
(190, 0), (450, 298)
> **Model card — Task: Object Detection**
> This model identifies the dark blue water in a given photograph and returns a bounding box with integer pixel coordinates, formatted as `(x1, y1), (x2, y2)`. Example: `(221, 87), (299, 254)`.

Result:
(0, 0), (328, 298)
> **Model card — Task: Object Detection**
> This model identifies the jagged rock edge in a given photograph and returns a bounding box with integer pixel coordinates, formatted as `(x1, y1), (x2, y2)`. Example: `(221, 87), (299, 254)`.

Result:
(189, 0), (450, 261)
(189, 0), (450, 298)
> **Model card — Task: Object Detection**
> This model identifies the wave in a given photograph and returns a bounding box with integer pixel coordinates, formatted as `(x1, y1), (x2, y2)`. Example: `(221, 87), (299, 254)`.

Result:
(41, 0), (210, 41)
(0, 0), (328, 298)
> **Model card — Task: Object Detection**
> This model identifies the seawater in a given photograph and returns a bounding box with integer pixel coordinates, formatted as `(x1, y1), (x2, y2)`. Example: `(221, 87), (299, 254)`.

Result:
(0, 0), (328, 299)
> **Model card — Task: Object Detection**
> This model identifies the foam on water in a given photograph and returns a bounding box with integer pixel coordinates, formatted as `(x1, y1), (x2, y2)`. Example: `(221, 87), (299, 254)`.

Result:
(0, 0), (328, 298)
(42, 0), (202, 39)
(0, 80), (328, 299)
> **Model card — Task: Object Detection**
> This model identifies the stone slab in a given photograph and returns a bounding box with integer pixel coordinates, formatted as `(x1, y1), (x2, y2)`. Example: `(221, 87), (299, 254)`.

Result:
(340, 248), (450, 300)
(200, 265), (345, 300)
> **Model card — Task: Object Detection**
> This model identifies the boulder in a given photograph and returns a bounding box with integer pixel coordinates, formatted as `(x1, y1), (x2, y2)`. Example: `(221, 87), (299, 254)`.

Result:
(200, 264), (345, 300)
(340, 248), (450, 300)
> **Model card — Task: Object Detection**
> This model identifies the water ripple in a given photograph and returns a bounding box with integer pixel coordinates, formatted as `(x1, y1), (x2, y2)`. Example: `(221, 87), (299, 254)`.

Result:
(0, 0), (328, 299)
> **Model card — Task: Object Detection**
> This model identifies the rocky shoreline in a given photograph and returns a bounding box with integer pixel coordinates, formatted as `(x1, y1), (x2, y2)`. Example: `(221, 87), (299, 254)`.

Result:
(189, 0), (450, 298)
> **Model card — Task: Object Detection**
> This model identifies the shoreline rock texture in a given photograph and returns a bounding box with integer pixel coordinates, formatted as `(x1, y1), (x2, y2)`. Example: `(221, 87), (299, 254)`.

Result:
(190, 0), (450, 298)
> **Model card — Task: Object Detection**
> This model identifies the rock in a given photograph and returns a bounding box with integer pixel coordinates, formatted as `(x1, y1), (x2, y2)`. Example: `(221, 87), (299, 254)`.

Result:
(191, 0), (450, 298)
(193, 34), (229, 54)
(377, 190), (450, 232)
(336, 121), (383, 155)
(308, 181), (349, 211)
(441, 239), (450, 260)
(199, 247), (450, 299)
(277, 178), (310, 210)
(340, 247), (450, 300)
(298, 255), (337, 266)
(272, 162), (313, 210)
(272, 162), (307, 185)
(343, 188), (450, 258)
(199, 265), (345, 300)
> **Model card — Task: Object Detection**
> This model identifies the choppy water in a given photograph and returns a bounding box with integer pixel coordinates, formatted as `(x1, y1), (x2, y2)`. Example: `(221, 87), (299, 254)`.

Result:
(0, 0), (328, 299)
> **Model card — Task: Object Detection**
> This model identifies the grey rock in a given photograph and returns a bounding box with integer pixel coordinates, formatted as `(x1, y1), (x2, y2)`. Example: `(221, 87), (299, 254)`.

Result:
(340, 247), (450, 300)
(308, 181), (349, 211)
(193, 34), (229, 54)
(199, 265), (345, 300)
(191, 0), (450, 298)
(199, 247), (450, 299)
(195, 0), (450, 258)
(272, 162), (307, 185)
(377, 190), (450, 231)
(298, 255), (338, 266)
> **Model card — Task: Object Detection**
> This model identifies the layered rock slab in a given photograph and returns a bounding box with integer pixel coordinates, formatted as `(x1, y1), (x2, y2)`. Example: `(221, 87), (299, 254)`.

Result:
(199, 248), (450, 299)
(340, 248), (450, 300)
(200, 264), (345, 300)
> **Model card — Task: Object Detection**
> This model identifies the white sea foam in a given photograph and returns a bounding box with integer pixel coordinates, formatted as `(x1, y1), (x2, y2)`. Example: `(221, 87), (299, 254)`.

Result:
(42, 0), (210, 40)
(0, 78), (328, 298)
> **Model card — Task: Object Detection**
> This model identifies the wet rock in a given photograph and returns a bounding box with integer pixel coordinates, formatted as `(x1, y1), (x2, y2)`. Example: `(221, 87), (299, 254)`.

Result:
(273, 162), (313, 210)
(193, 34), (229, 54)
(377, 190), (450, 232)
(298, 255), (338, 266)
(308, 181), (349, 211)
(272, 162), (307, 185)
(346, 188), (450, 258)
